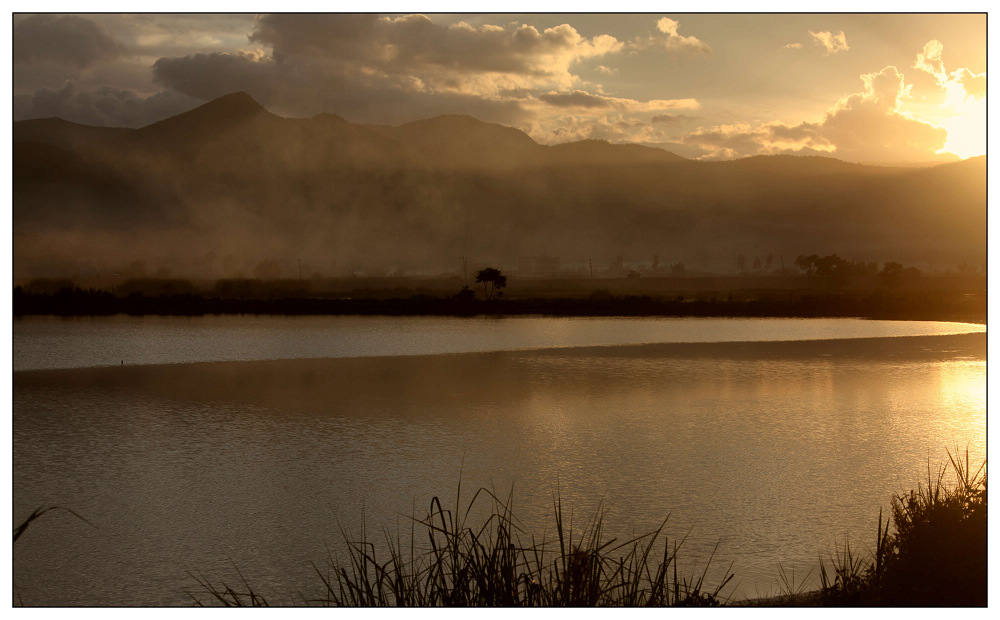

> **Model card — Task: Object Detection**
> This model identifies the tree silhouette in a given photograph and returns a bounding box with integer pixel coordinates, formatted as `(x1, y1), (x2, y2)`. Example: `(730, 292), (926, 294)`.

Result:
(475, 267), (507, 300)
(453, 285), (475, 301)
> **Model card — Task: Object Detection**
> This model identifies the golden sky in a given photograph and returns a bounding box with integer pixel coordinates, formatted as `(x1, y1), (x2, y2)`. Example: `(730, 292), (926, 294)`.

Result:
(11, 11), (986, 163)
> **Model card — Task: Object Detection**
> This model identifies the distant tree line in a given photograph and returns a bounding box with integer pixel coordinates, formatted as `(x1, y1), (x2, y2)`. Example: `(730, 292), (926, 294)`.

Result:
(794, 254), (879, 278)
(793, 254), (921, 284)
(13, 283), (986, 323)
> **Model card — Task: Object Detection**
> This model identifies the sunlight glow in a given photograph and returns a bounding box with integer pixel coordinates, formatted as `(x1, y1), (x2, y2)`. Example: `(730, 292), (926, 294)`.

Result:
(933, 361), (988, 462)
(936, 97), (986, 160)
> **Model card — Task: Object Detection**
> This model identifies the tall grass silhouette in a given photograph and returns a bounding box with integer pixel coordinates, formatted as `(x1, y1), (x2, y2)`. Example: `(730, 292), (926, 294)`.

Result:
(192, 485), (735, 607)
(308, 487), (735, 607)
(819, 448), (986, 606)
(16, 450), (984, 606)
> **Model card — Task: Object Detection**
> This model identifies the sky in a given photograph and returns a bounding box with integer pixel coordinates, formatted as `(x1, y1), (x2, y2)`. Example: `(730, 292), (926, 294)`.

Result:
(10, 10), (987, 164)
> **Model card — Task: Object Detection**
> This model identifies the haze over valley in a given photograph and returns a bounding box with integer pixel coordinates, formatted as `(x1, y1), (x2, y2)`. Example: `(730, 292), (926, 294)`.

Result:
(12, 92), (986, 282)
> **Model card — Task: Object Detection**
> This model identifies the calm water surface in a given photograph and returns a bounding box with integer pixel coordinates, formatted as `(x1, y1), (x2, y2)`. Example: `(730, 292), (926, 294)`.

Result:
(12, 316), (987, 605)
(11, 314), (986, 370)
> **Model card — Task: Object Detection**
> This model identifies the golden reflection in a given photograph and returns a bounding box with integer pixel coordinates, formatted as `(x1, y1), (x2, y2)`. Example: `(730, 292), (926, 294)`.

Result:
(936, 360), (987, 433)
(924, 360), (987, 463)
(937, 360), (987, 411)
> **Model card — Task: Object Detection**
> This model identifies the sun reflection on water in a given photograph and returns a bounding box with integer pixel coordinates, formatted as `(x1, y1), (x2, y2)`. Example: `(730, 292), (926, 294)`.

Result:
(933, 360), (987, 454)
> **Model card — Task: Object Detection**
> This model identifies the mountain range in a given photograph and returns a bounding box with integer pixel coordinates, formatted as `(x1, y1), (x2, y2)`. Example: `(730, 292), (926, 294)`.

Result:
(12, 92), (986, 279)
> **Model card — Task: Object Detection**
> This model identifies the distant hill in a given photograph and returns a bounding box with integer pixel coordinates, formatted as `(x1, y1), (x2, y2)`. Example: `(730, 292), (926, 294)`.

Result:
(547, 139), (687, 166)
(12, 92), (986, 279)
(12, 116), (131, 149)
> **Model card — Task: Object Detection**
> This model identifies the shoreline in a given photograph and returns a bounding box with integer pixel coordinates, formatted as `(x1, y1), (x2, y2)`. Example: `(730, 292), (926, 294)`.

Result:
(12, 288), (988, 325)
(14, 331), (987, 377)
(14, 332), (987, 392)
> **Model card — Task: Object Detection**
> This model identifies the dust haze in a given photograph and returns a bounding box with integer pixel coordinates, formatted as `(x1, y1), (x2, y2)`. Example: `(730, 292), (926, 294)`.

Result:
(12, 92), (986, 283)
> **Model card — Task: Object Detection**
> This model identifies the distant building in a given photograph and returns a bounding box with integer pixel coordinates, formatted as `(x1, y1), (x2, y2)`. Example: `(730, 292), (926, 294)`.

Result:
(518, 255), (560, 277)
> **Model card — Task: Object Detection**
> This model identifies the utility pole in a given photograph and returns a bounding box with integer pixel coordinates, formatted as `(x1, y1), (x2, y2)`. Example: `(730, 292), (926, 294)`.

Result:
(298, 258), (302, 280)
(460, 256), (468, 280)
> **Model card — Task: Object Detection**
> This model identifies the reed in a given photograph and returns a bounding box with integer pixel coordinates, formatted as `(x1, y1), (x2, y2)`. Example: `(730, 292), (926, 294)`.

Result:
(17, 451), (983, 606)
(819, 448), (986, 606)
(300, 485), (735, 607)
(187, 566), (269, 607)
(13, 505), (94, 544)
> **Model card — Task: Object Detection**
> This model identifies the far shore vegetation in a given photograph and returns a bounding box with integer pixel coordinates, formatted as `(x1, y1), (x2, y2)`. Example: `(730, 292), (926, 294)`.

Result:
(11, 265), (986, 323)
(15, 450), (986, 607)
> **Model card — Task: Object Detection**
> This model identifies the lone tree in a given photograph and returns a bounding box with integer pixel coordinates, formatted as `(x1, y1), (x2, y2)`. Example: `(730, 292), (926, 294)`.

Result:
(475, 267), (507, 300)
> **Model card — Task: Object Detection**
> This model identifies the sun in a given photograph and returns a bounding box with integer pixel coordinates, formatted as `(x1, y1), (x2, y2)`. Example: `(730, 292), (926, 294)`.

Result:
(929, 64), (986, 160)
(934, 85), (986, 159)
(936, 96), (986, 160)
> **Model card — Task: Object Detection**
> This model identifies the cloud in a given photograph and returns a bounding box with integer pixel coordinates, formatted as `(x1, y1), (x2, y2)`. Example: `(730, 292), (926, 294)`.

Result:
(819, 67), (946, 160)
(152, 44), (530, 127)
(517, 94), (700, 146)
(680, 65), (948, 162)
(655, 18), (712, 53)
(914, 39), (986, 101)
(538, 90), (612, 109)
(910, 40), (985, 158)
(147, 13), (636, 125)
(246, 13), (622, 91)
(13, 14), (707, 150)
(631, 17), (711, 54)
(153, 50), (275, 102)
(809, 30), (849, 55)
(534, 91), (698, 113)
(781, 42), (803, 50)
(651, 113), (697, 125)
(146, 14), (705, 147)
(680, 121), (835, 160)
(13, 81), (201, 127)
(529, 115), (643, 144)
(13, 14), (125, 68)
(955, 68), (986, 99)
(914, 40), (946, 78)
(95, 14), (258, 60)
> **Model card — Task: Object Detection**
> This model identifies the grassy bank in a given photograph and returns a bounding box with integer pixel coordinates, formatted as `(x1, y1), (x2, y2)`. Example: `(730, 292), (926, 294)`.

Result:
(181, 450), (985, 607)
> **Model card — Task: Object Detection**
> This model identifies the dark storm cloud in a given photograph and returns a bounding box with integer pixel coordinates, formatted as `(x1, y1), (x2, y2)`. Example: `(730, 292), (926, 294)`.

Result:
(152, 48), (527, 126)
(248, 14), (382, 62)
(13, 82), (201, 128)
(248, 13), (621, 77)
(152, 50), (275, 103)
(13, 15), (125, 68)
(148, 14), (623, 126)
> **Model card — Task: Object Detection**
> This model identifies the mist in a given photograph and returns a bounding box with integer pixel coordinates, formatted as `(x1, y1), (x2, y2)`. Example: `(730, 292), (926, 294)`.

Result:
(12, 92), (986, 283)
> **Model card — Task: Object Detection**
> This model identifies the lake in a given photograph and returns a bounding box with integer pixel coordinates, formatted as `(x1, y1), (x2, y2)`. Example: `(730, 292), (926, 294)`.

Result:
(12, 315), (987, 605)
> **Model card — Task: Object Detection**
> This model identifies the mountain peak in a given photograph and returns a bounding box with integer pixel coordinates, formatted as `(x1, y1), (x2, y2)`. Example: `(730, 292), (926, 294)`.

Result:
(136, 91), (272, 140)
(204, 91), (264, 113)
(179, 91), (267, 121)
